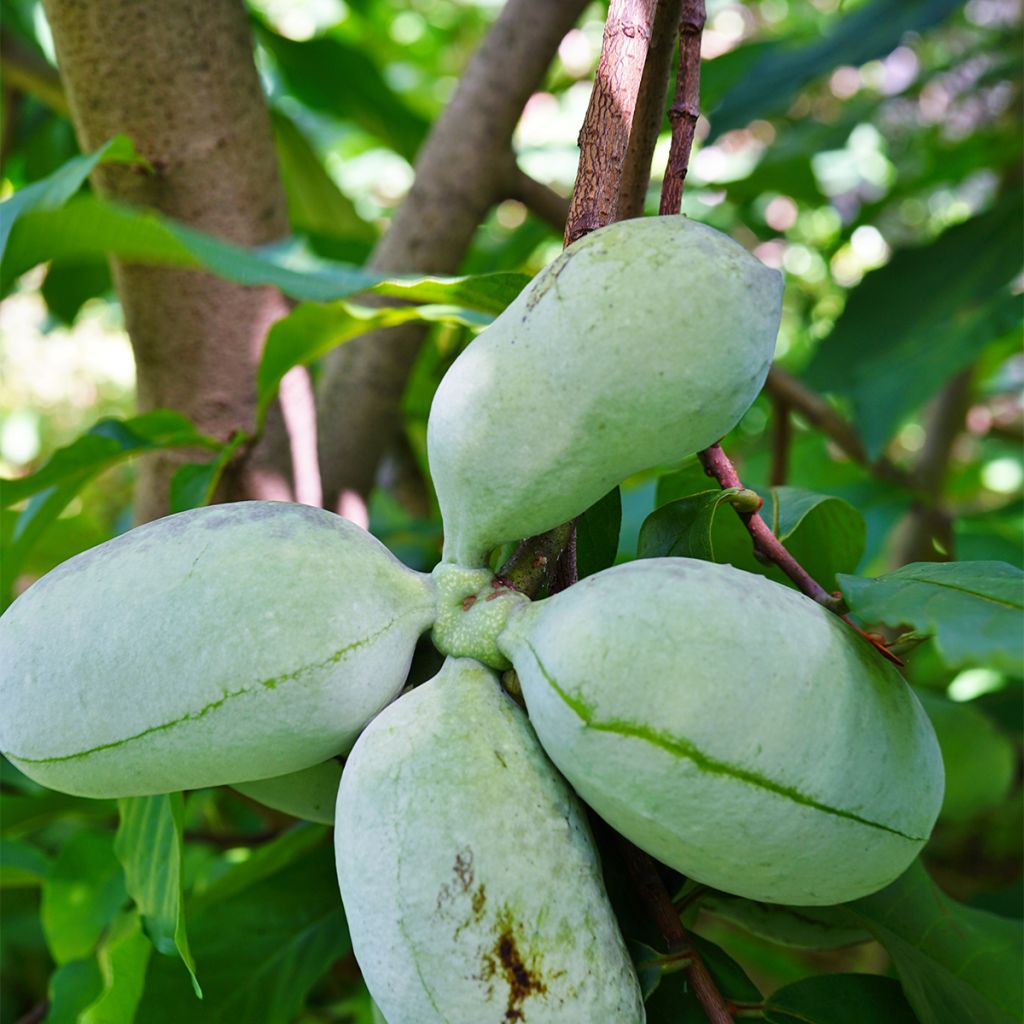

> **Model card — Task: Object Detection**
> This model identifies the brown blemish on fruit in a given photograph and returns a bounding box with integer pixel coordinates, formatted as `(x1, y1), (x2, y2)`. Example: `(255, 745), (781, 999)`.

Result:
(453, 848), (474, 892)
(472, 885), (487, 917)
(461, 594), (478, 611)
(482, 921), (548, 1023)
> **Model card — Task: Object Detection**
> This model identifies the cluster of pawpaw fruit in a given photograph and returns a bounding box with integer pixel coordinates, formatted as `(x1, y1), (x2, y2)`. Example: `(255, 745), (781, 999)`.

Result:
(0, 217), (943, 1023)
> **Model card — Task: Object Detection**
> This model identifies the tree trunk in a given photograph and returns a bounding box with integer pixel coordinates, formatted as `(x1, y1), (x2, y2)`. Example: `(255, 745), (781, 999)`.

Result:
(42, 0), (303, 522)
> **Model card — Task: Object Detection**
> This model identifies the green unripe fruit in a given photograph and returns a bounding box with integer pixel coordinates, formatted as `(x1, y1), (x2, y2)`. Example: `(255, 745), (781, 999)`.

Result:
(498, 558), (944, 906)
(428, 216), (782, 566)
(0, 502), (435, 797)
(233, 758), (344, 824)
(335, 658), (644, 1024)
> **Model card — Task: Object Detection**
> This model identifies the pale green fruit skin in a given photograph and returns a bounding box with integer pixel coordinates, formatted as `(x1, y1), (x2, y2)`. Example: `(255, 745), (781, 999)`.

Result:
(335, 658), (644, 1024)
(499, 558), (944, 906)
(0, 501), (435, 798)
(428, 216), (782, 566)
(233, 758), (344, 824)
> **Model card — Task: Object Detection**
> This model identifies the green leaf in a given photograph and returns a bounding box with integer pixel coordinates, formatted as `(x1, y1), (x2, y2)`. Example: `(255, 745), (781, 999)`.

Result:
(763, 486), (866, 589)
(846, 860), (1024, 1024)
(644, 934), (761, 1022)
(270, 108), (375, 248)
(255, 300), (492, 425)
(639, 485), (864, 590)
(81, 909), (154, 1024)
(41, 259), (113, 324)
(256, 24), (429, 161)
(708, 0), (963, 138)
(4, 189), (529, 306)
(1, 787), (116, 838)
(638, 488), (745, 561)
(916, 690), (1016, 823)
(114, 794), (200, 997)
(0, 838), (52, 888)
(188, 824), (328, 916)
(577, 487), (622, 579)
(1, 411), (216, 590)
(702, 893), (869, 950)
(41, 829), (128, 964)
(137, 840), (348, 1024)
(764, 973), (918, 1024)
(804, 192), (1024, 457)
(838, 561), (1024, 672)
(0, 133), (145, 259)
(47, 958), (105, 1024)
(169, 433), (250, 514)
(2, 411), (215, 508)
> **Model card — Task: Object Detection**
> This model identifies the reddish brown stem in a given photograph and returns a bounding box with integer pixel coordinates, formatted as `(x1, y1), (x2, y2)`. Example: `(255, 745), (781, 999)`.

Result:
(699, 444), (903, 665)
(659, 0), (705, 215)
(620, 840), (734, 1024)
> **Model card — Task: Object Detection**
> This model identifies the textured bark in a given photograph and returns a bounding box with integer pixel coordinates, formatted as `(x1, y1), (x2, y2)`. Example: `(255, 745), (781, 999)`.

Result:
(564, 0), (656, 244)
(616, 0), (681, 220)
(317, 0), (589, 512)
(42, 0), (299, 522)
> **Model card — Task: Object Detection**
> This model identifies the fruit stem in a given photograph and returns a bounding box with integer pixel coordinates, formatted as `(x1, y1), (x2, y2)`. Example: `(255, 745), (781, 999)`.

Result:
(698, 442), (904, 666)
(620, 838), (735, 1024)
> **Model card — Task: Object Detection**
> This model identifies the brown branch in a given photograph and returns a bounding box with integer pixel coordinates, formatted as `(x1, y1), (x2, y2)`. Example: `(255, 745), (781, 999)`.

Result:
(617, 0), (682, 220)
(15, 1002), (50, 1024)
(699, 443), (904, 665)
(764, 367), (911, 488)
(497, 521), (576, 598)
(564, 0), (657, 244)
(770, 395), (790, 486)
(659, 0), (705, 216)
(890, 369), (972, 567)
(504, 163), (571, 234)
(317, 0), (590, 511)
(620, 840), (734, 1024)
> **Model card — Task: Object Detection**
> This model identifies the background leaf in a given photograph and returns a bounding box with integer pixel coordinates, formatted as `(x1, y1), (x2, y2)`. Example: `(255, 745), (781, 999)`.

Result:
(136, 839), (348, 1024)
(80, 909), (153, 1024)
(114, 794), (200, 996)
(764, 973), (918, 1024)
(846, 860), (1024, 1024)
(838, 561), (1024, 672)
(256, 23), (429, 161)
(0, 132), (145, 257)
(576, 487), (622, 579)
(40, 830), (127, 964)
(804, 192), (1024, 457)
(707, 0), (963, 138)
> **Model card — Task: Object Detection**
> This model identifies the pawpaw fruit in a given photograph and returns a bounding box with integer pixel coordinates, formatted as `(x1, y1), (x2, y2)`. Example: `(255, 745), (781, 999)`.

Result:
(498, 558), (944, 905)
(335, 657), (644, 1023)
(0, 501), (435, 797)
(428, 216), (782, 565)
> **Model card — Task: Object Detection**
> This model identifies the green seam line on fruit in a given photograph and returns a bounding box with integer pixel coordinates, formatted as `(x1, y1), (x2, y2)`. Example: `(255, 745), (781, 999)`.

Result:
(10, 616), (406, 765)
(522, 642), (925, 843)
